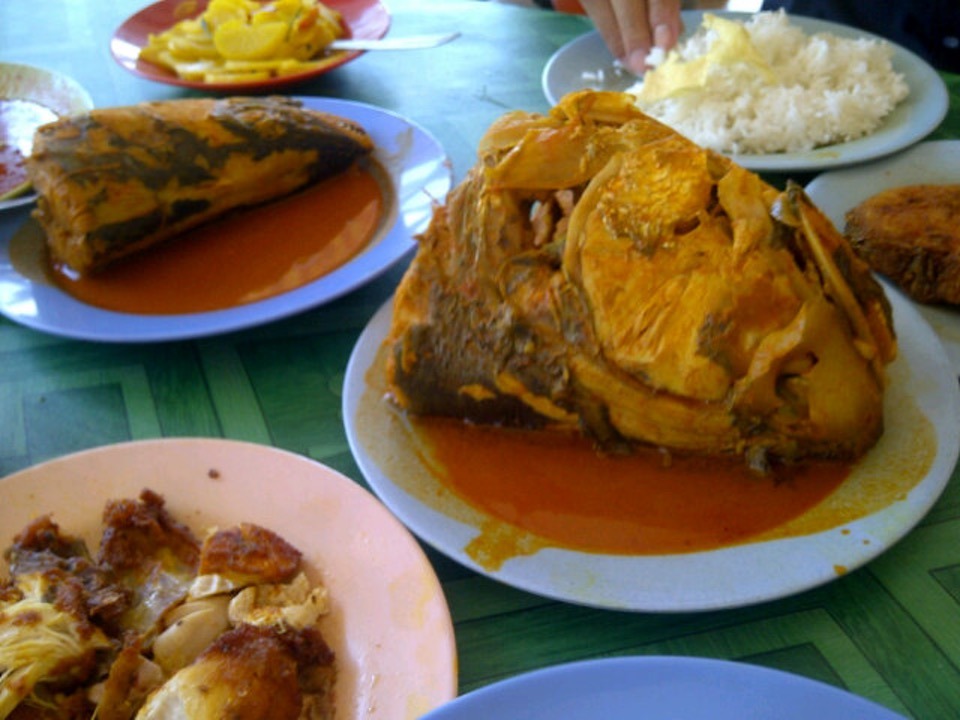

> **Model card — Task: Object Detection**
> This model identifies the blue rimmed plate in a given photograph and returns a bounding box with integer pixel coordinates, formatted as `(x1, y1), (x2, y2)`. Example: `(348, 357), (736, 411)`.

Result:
(0, 97), (451, 342)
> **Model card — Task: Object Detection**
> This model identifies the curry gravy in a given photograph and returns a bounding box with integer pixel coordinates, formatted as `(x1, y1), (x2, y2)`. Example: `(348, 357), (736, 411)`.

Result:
(44, 161), (385, 314)
(415, 416), (850, 556)
(358, 340), (935, 571)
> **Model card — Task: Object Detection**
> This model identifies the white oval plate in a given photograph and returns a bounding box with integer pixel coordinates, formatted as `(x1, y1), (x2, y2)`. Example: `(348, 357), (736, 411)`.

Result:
(806, 140), (960, 375)
(542, 11), (948, 172)
(0, 438), (457, 720)
(0, 98), (451, 342)
(422, 656), (905, 720)
(0, 62), (94, 211)
(343, 290), (959, 612)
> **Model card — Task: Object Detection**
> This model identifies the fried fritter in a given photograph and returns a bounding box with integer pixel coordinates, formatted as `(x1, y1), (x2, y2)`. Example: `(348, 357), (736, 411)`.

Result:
(845, 184), (960, 304)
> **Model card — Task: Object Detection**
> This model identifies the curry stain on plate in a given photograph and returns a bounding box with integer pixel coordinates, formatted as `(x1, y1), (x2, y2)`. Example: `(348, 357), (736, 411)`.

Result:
(11, 158), (392, 314)
(358, 341), (936, 572)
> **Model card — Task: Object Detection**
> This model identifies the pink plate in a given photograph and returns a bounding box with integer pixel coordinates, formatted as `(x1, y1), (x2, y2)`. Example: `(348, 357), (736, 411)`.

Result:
(110, 0), (391, 91)
(0, 438), (457, 720)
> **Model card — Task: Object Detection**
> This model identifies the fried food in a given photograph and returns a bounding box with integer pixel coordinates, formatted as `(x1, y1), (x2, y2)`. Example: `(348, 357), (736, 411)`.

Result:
(136, 624), (332, 720)
(845, 184), (960, 304)
(0, 491), (335, 720)
(140, 0), (346, 84)
(26, 96), (373, 275)
(386, 90), (896, 468)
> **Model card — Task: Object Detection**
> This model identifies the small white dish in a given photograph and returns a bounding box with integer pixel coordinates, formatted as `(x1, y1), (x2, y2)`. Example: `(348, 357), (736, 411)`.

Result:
(0, 437), (458, 720)
(0, 98), (451, 342)
(0, 62), (94, 212)
(542, 11), (948, 172)
(343, 289), (959, 612)
(805, 140), (960, 375)
(421, 656), (906, 720)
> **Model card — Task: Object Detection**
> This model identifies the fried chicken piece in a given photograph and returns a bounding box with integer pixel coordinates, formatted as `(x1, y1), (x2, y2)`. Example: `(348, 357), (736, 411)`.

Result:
(197, 523), (301, 586)
(97, 490), (201, 637)
(134, 624), (334, 720)
(845, 184), (960, 304)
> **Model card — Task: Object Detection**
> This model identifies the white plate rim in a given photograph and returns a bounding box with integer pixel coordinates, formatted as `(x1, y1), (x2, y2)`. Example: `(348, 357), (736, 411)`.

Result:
(343, 289), (960, 612)
(0, 97), (451, 342)
(541, 10), (949, 172)
(421, 656), (906, 719)
(0, 437), (458, 719)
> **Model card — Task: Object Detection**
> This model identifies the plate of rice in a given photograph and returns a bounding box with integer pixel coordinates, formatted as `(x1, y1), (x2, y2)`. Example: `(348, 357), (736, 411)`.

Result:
(542, 10), (948, 172)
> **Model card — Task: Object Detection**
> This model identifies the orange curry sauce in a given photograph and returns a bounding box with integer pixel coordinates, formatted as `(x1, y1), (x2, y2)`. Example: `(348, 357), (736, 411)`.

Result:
(360, 315), (932, 572)
(50, 163), (383, 314)
(413, 416), (850, 558)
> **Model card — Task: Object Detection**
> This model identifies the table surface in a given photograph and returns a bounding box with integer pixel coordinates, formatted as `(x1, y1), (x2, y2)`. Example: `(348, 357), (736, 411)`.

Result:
(2, 1), (960, 717)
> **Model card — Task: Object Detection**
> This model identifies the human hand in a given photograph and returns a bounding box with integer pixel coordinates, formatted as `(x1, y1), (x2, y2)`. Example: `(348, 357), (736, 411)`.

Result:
(578, 0), (683, 74)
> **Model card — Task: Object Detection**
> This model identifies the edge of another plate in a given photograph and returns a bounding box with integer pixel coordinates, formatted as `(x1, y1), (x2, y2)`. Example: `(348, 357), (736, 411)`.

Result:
(110, 0), (391, 91)
(0, 62), (94, 212)
(0, 97), (452, 342)
(542, 11), (948, 172)
(0, 437), (458, 720)
(421, 656), (906, 720)
(343, 290), (960, 612)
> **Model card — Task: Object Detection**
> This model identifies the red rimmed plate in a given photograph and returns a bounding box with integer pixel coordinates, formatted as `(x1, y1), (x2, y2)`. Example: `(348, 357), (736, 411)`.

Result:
(110, 0), (390, 91)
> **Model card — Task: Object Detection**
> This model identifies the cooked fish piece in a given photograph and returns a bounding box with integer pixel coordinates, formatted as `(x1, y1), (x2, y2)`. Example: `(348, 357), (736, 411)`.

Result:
(845, 184), (960, 304)
(386, 90), (896, 467)
(27, 96), (373, 275)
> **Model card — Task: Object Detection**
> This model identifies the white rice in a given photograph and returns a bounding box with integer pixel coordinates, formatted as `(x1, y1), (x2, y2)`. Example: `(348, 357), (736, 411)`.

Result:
(626, 11), (910, 155)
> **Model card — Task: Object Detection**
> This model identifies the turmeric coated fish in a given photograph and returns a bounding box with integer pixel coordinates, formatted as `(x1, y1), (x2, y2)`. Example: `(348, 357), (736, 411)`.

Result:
(386, 90), (897, 468)
(27, 96), (373, 275)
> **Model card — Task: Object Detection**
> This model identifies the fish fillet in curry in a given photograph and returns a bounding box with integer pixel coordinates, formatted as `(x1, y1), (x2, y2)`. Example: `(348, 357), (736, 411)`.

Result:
(386, 90), (897, 467)
(27, 96), (373, 275)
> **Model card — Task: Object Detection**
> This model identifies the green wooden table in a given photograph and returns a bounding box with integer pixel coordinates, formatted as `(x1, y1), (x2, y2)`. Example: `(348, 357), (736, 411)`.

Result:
(2, 1), (960, 717)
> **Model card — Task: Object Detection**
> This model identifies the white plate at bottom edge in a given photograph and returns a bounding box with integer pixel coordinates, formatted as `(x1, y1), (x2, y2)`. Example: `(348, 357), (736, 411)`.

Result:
(421, 656), (906, 719)
(0, 438), (457, 720)
(343, 289), (960, 612)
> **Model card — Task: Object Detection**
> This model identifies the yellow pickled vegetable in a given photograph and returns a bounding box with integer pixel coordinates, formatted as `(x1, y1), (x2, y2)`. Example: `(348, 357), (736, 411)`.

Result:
(139, 0), (345, 84)
(214, 18), (288, 60)
(636, 14), (777, 102)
